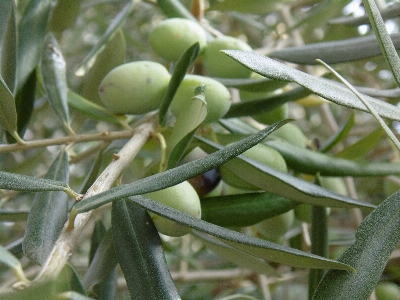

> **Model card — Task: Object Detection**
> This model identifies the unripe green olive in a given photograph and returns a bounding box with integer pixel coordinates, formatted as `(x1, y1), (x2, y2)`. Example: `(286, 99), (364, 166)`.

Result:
(149, 18), (207, 62)
(255, 210), (295, 242)
(375, 282), (400, 300)
(98, 61), (170, 114)
(170, 74), (231, 124)
(269, 122), (309, 148)
(145, 181), (201, 237)
(202, 36), (253, 78)
(220, 143), (287, 190)
(295, 176), (346, 223)
(240, 89), (289, 124)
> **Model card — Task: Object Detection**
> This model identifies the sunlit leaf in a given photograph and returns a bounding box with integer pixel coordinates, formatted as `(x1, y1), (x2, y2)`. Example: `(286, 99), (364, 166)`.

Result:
(222, 50), (400, 121)
(41, 33), (72, 133)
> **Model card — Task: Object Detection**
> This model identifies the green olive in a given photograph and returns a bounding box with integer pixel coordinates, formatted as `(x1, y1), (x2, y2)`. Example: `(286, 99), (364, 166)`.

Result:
(220, 143), (287, 190)
(170, 74), (231, 124)
(145, 181), (201, 237)
(98, 61), (170, 114)
(375, 282), (400, 300)
(255, 210), (295, 242)
(269, 122), (309, 148)
(202, 36), (253, 78)
(149, 18), (207, 62)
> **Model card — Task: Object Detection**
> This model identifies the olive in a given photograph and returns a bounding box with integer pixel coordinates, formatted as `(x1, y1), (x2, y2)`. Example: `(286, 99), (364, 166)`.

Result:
(375, 282), (400, 300)
(269, 122), (309, 148)
(255, 210), (295, 243)
(149, 18), (207, 62)
(145, 181), (201, 237)
(202, 36), (253, 78)
(98, 61), (170, 115)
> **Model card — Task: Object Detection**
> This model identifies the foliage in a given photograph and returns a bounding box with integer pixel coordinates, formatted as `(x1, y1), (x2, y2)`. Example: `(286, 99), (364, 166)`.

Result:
(1, 0), (400, 299)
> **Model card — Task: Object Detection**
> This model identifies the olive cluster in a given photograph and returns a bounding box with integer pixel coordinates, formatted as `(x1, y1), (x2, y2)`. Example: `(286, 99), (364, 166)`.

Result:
(97, 18), (304, 238)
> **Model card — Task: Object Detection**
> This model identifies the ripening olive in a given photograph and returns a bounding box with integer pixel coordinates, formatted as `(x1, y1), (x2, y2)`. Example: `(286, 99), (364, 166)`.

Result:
(375, 282), (400, 300)
(170, 74), (231, 124)
(145, 181), (201, 237)
(202, 36), (253, 78)
(220, 143), (287, 190)
(98, 61), (170, 114)
(149, 18), (207, 62)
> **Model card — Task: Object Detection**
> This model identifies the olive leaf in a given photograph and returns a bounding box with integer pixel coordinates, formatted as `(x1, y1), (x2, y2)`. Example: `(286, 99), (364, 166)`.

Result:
(319, 113), (355, 153)
(23, 150), (70, 265)
(16, 0), (53, 92)
(269, 33), (400, 65)
(215, 77), (288, 93)
(112, 199), (179, 300)
(312, 190), (400, 300)
(201, 192), (298, 227)
(158, 42), (200, 127)
(75, 1), (133, 76)
(222, 50), (400, 122)
(0, 245), (28, 282)
(0, 75), (18, 140)
(220, 118), (400, 177)
(41, 33), (72, 134)
(125, 194), (354, 271)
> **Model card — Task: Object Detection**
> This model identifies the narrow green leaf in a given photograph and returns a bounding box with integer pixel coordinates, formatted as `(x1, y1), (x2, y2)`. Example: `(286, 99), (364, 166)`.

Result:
(312, 190), (400, 300)
(16, 0), (53, 92)
(207, 0), (289, 14)
(49, 0), (82, 33)
(193, 231), (280, 276)
(201, 192), (298, 227)
(167, 84), (207, 169)
(309, 177), (329, 300)
(336, 127), (384, 159)
(329, 2), (400, 26)
(0, 74), (18, 137)
(56, 264), (87, 296)
(68, 90), (127, 125)
(1, 1), (17, 93)
(75, 1), (132, 75)
(320, 113), (355, 153)
(269, 33), (400, 65)
(215, 77), (287, 93)
(89, 220), (106, 263)
(196, 136), (375, 210)
(41, 33), (72, 133)
(112, 199), (180, 300)
(82, 229), (118, 296)
(157, 0), (198, 21)
(363, 0), (400, 87)
(218, 295), (258, 300)
(0, 210), (29, 222)
(5, 68), (36, 143)
(81, 29), (125, 105)
(23, 150), (70, 265)
(72, 121), (289, 213)
(222, 50), (400, 121)
(0, 244), (24, 272)
(126, 195), (354, 271)
(220, 118), (400, 177)
(0, 1), (13, 46)
(224, 86), (311, 119)
(0, 170), (69, 192)
(159, 42), (200, 126)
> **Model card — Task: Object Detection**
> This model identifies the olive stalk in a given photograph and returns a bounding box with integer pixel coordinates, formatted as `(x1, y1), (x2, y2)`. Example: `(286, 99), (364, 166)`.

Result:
(34, 116), (158, 282)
